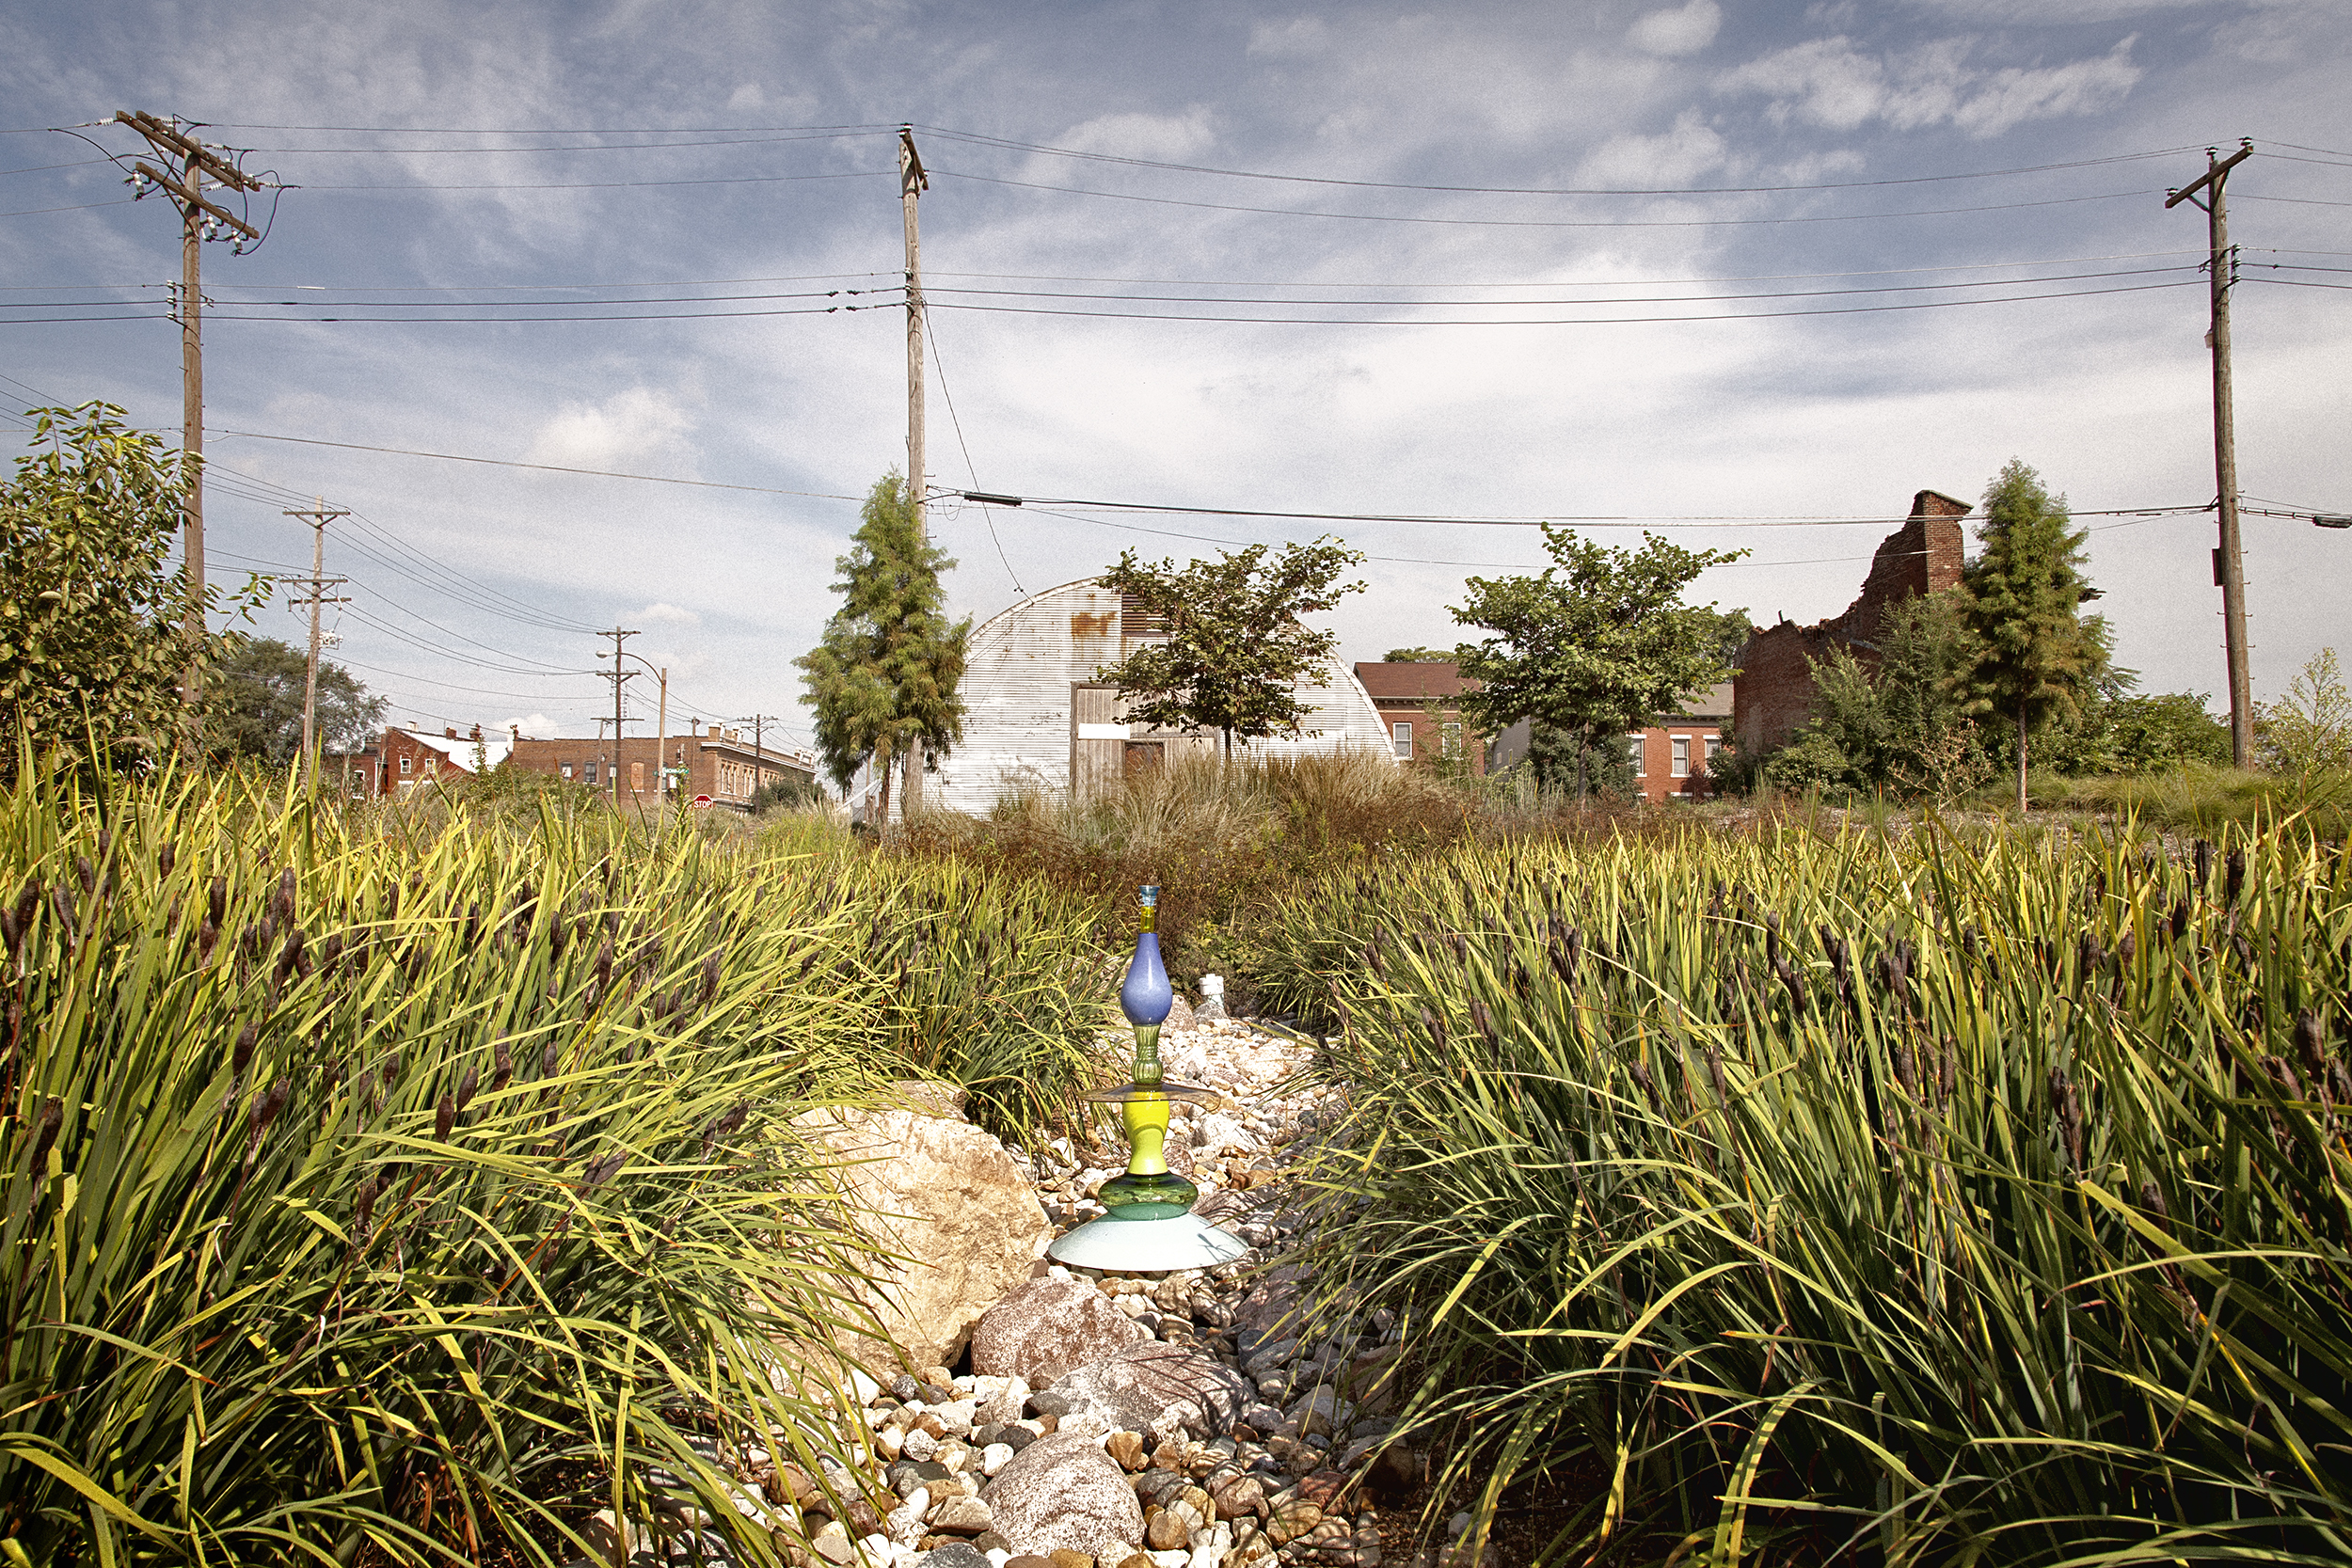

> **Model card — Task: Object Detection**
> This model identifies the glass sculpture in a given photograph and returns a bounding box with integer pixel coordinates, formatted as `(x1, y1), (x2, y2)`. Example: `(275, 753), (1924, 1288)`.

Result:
(1046, 884), (1248, 1272)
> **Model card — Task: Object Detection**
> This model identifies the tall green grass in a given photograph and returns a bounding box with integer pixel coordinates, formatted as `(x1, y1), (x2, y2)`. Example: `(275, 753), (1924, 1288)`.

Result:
(1248, 818), (2352, 1565)
(0, 768), (1108, 1564)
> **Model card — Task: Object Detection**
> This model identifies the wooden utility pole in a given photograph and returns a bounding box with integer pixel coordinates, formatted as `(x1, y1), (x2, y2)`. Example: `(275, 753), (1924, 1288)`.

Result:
(2167, 139), (2256, 767)
(600, 627), (639, 807)
(283, 498), (350, 784)
(739, 713), (781, 794)
(655, 666), (668, 815)
(898, 125), (930, 818)
(116, 111), (262, 715)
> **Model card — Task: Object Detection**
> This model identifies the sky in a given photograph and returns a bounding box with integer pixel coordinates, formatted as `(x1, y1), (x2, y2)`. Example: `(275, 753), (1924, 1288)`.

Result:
(2, 0), (2347, 761)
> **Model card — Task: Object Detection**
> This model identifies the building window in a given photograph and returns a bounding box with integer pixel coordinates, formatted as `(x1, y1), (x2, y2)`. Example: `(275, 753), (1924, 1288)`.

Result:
(1627, 735), (1645, 777)
(399, 755), (412, 776)
(631, 761), (644, 792)
(585, 761), (598, 785)
(1671, 736), (1691, 778)
(1392, 721), (1413, 759)
(1441, 722), (1463, 758)
(1703, 736), (1724, 768)
(561, 764), (573, 780)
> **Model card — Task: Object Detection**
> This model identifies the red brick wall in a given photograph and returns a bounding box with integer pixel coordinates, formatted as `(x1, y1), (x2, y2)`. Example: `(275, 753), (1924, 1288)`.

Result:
(1626, 723), (1726, 802)
(1733, 490), (1969, 754)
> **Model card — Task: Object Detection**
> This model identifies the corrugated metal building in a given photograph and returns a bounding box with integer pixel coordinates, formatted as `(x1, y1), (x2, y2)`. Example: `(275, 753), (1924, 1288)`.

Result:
(854, 578), (1393, 818)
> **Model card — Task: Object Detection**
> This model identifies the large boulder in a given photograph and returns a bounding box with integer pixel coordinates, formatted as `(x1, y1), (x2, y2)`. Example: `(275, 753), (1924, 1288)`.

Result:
(1051, 1342), (1250, 1439)
(971, 1276), (1150, 1388)
(793, 1086), (1051, 1378)
(980, 1431), (1145, 1563)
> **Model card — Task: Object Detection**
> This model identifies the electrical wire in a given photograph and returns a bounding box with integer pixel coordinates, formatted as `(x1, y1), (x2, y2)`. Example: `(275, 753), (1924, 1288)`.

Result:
(914, 125), (2199, 197)
(211, 429), (865, 499)
(922, 309), (1023, 594)
(926, 277), (2198, 326)
(292, 169), (892, 193)
(931, 166), (2156, 228)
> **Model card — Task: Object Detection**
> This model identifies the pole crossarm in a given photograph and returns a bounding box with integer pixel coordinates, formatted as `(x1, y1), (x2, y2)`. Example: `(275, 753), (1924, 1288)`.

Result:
(2165, 140), (2253, 212)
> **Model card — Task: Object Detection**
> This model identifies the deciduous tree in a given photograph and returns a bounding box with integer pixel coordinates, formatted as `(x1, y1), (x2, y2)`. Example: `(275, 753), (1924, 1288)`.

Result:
(1094, 538), (1366, 758)
(1451, 528), (1746, 799)
(796, 474), (969, 818)
(0, 404), (260, 778)
(205, 636), (387, 765)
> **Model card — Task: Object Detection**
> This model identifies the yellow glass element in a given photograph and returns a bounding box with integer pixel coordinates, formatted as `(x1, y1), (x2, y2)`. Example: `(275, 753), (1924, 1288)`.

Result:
(1123, 1093), (1170, 1176)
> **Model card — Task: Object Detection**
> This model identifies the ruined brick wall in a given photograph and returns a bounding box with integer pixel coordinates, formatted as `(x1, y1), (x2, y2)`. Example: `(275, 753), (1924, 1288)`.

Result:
(1732, 490), (1970, 754)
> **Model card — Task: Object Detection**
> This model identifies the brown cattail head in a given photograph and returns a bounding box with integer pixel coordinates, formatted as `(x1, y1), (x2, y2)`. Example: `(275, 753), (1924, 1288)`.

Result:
(232, 1022), (259, 1080)
(699, 953), (722, 1009)
(13, 879), (40, 945)
(540, 1039), (560, 1078)
(593, 938), (613, 990)
(464, 902), (480, 949)
(2169, 901), (2190, 943)
(581, 1149), (627, 1188)
(29, 1095), (64, 1170)
(157, 842), (175, 879)
(699, 1100), (749, 1161)
(2192, 839), (2213, 891)
(454, 1063), (480, 1112)
(1420, 1006), (1448, 1052)
(2294, 1010), (2327, 1080)
(0, 908), (15, 959)
(380, 881), (399, 925)
(2224, 847), (2245, 905)
(2049, 1068), (2085, 1175)
(50, 883), (75, 940)
(1706, 1041), (1729, 1107)
(353, 1173), (380, 1243)
(435, 1094), (457, 1141)
(275, 867), (297, 927)
(247, 1077), (292, 1158)
(1470, 997), (1499, 1049)
(491, 1037), (514, 1094)
(2138, 1181), (2169, 1223)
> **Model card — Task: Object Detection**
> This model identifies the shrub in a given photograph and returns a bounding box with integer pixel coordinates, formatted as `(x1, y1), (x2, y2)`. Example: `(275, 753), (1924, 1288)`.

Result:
(1246, 819), (2352, 1565)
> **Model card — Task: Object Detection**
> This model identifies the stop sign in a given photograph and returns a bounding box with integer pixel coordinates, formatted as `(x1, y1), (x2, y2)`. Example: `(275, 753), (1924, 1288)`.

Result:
(691, 794), (713, 808)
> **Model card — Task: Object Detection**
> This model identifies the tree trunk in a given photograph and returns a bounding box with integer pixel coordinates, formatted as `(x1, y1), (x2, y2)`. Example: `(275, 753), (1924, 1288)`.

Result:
(876, 746), (896, 825)
(2015, 708), (2028, 814)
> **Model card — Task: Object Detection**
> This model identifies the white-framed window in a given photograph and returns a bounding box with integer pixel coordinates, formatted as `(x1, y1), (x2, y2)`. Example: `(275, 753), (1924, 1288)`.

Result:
(399, 755), (412, 776)
(1392, 721), (1413, 759)
(1671, 736), (1691, 778)
(1440, 721), (1463, 758)
(585, 761), (598, 785)
(1627, 735), (1646, 777)
(1704, 736), (1724, 767)
(561, 763), (573, 780)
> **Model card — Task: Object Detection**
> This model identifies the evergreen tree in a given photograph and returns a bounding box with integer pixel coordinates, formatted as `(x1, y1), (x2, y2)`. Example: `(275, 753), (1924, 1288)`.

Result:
(795, 474), (969, 818)
(1094, 538), (1366, 758)
(1451, 528), (1746, 800)
(1960, 461), (2101, 811)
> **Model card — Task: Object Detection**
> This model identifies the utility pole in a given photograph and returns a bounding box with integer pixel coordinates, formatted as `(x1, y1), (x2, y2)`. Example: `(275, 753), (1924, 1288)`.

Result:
(655, 666), (668, 815)
(2168, 139), (2256, 767)
(601, 627), (638, 808)
(898, 125), (930, 817)
(739, 713), (782, 794)
(116, 110), (262, 719)
(283, 497), (350, 784)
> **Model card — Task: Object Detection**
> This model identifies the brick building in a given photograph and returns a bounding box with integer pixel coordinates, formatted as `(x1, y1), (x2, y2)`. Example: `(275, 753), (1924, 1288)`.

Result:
(1351, 661), (1494, 774)
(1733, 490), (1970, 756)
(505, 722), (817, 812)
(1486, 683), (1735, 802)
(330, 724), (512, 799)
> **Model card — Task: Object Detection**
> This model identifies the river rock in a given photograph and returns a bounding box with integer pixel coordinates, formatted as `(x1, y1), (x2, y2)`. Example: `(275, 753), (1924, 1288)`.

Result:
(793, 1090), (1051, 1377)
(1053, 1343), (1250, 1438)
(980, 1431), (1146, 1564)
(972, 1276), (1150, 1387)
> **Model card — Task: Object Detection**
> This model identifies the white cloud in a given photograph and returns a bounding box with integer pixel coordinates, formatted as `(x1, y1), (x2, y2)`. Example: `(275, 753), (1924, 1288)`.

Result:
(524, 388), (698, 473)
(503, 712), (557, 738)
(1036, 108), (1216, 163)
(1629, 0), (1723, 57)
(1577, 108), (1728, 186)
(634, 602), (702, 626)
(1714, 34), (2139, 136)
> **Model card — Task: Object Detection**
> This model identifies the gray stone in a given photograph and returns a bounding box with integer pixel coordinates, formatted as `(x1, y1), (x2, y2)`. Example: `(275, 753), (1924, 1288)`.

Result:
(974, 1277), (1151, 1389)
(980, 1430), (1146, 1565)
(919, 1544), (992, 1568)
(1054, 1343), (1250, 1438)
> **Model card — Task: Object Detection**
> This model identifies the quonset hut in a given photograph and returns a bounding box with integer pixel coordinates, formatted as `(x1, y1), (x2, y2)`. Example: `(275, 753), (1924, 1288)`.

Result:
(853, 578), (1392, 819)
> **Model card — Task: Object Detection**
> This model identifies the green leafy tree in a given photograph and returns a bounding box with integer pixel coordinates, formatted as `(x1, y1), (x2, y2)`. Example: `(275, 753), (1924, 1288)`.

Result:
(796, 474), (969, 819)
(1094, 537), (1367, 757)
(204, 635), (388, 765)
(1960, 461), (2103, 812)
(0, 403), (261, 777)
(2253, 647), (2352, 773)
(1451, 528), (1746, 799)
(1382, 646), (1453, 663)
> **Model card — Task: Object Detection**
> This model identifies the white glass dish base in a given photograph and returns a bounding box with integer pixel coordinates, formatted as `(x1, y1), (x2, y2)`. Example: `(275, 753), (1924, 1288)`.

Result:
(1046, 1210), (1249, 1272)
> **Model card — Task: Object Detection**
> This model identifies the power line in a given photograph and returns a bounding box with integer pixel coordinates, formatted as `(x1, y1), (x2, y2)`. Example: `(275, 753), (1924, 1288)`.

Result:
(931, 166), (2155, 228)
(926, 277), (2198, 326)
(923, 309), (1022, 594)
(293, 169), (892, 193)
(212, 428), (864, 499)
(914, 125), (2198, 197)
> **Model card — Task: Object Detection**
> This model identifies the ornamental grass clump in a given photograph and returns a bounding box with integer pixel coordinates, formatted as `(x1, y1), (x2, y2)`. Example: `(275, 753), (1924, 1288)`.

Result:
(0, 766), (1106, 1565)
(1250, 818), (2352, 1566)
